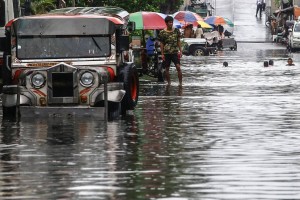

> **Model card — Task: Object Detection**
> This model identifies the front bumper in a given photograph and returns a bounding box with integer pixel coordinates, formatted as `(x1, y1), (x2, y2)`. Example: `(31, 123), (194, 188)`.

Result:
(19, 106), (106, 119)
(2, 83), (125, 107)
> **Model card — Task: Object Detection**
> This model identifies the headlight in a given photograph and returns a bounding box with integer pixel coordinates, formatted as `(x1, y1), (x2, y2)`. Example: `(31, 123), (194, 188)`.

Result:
(80, 72), (94, 87)
(31, 73), (45, 88)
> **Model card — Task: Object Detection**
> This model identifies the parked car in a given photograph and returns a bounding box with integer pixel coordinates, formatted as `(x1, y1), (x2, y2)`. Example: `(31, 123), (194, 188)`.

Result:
(1, 12), (139, 120)
(288, 17), (300, 52)
(182, 37), (217, 56)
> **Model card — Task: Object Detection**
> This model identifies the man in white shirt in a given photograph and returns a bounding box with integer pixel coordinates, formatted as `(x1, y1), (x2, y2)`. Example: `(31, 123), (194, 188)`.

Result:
(195, 24), (204, 38)
(256, 0), (263, 18)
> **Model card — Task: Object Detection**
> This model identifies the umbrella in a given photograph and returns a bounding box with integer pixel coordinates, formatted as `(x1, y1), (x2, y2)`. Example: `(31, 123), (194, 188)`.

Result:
(183, 21), (212, 29)
(129, 11), (182, 30)
(173, 11), (204, 25)
(159, 13), (183, 28)
(204, 16), (234, 27)
(196, 20), (213, 29)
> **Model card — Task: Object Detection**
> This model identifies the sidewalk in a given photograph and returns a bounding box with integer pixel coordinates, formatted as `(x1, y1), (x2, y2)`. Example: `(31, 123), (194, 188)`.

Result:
(216, 0), (272, 43)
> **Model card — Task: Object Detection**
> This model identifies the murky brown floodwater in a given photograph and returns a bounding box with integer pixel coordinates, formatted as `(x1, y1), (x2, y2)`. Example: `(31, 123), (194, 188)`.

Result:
(1, 43), (300, 199)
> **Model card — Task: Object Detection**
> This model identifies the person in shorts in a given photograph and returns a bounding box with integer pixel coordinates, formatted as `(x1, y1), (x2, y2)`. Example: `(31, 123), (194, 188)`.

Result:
(158, 16), (182, 86)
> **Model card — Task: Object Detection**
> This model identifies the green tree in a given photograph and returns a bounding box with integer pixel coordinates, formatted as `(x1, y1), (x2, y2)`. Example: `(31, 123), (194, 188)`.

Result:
(87, 0), (183, 13)
(20, 0), (183, 14)
(21, 0), (56, 14)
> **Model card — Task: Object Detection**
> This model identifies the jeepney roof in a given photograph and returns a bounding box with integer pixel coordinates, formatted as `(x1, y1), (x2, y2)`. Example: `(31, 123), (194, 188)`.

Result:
(12, 14), (124, 36)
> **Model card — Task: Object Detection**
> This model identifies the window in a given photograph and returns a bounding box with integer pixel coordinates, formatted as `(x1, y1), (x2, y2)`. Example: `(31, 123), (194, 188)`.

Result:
(17, 35), (111, 59)
(294, 24), (300, 32)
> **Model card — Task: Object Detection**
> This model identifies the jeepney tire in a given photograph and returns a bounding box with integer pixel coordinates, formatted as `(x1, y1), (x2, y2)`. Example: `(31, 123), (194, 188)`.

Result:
(232, 41), (237, 51)
(157, 62), (165, 82)
(193, 47), (207, 56)
(119, 64), (139, 115)
(2, 106), (17, 121)
(290, 47), (296, 53)
(108, 102), (121, 121)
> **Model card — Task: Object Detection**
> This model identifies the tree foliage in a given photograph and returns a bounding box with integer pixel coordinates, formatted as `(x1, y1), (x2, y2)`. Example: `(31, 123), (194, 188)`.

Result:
(96, 0), (183, 14)
(20, 0), (183, 15)
(21, 0), (56, 14)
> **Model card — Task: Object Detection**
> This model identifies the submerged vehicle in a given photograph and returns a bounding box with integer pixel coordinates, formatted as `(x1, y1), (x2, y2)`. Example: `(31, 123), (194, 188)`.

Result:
(182, 37), (216, 56)
(1, 11), (139, 120)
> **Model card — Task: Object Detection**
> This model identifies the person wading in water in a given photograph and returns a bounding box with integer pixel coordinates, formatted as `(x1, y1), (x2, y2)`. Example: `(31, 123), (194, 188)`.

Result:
(158, 16), (183, 86)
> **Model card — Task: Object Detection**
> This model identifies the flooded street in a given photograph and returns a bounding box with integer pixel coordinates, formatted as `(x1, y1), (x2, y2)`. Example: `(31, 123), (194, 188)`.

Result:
(2, 1), (300, 200)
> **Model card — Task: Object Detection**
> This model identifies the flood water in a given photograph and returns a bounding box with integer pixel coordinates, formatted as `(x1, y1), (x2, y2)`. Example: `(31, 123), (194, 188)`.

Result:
(2, 42), (300, 199)
(2, 0), (300, 198)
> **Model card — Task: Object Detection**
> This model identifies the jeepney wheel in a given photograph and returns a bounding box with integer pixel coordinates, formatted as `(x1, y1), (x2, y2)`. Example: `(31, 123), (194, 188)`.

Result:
(290, 47), (296, 53)
(193, 47), (207, 56)
(119, 64), (139, 115)
(230, 41), (237, 51)
(157, 62), (165, 82)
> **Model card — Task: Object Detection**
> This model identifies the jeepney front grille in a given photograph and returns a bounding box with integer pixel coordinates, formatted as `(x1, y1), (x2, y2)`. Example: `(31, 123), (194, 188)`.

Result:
(52, 72), (74, 97)
(47, 64), (79, 104)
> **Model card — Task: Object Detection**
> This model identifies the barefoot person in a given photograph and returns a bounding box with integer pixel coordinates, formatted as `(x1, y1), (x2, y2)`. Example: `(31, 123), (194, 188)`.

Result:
(159, 16), (183, 86)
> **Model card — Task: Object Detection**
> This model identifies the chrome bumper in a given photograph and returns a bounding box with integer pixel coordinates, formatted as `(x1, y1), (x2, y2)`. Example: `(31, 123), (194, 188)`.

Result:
(19, 106), (106, 119)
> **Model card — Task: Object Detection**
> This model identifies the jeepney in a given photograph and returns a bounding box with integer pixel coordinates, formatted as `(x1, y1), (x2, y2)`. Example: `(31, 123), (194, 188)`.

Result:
(1, 13), (139, 120)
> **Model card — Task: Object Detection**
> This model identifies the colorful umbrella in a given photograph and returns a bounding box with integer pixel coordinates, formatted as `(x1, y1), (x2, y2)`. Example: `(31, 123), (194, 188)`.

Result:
(159, 13), (183, 28)
(129, 11), (182, 30)
(173, 11), (204, 25)
(196, 21), (213, 29)
(204, 16), (234, 27)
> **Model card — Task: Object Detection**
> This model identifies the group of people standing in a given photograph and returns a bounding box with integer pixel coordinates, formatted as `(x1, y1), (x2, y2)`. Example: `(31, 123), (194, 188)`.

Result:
(183, 24), (205, 38)
(256, 0), (266, 18)
(183, 23), (225, 39)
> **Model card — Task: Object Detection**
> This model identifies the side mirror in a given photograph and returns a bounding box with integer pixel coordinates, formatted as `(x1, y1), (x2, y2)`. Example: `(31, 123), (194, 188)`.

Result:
(127, 21), (135, 32)
(116, 35), (129, 53)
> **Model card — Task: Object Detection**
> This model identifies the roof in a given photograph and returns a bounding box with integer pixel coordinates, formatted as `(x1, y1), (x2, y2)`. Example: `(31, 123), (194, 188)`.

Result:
(13, 14), (123, 36)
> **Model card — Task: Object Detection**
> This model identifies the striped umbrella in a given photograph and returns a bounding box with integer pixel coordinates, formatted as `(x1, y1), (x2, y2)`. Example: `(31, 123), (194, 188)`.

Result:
(173, 11), (204, 25)
(204, 16), (234, 27)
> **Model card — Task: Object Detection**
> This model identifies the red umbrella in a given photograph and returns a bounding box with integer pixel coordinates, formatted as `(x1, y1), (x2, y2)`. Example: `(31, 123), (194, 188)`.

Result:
(129, 11), (182, 30)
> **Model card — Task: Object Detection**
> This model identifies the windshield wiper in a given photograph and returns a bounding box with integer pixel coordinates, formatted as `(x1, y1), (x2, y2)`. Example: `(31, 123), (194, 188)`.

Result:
(92, 37), (102, 51)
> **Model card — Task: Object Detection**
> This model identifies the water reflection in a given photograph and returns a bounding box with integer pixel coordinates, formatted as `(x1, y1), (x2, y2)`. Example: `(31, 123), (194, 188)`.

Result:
(0, 121), (21, 199)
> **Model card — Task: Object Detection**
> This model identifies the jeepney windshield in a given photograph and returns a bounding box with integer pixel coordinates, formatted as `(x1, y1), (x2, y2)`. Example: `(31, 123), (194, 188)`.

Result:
(16, 35), (111, 59)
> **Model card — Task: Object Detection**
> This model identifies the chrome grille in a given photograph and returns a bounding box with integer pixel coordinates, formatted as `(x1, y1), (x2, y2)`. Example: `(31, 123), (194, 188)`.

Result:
(52, 73), (74, 97)
(47, 64), (78, 104)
